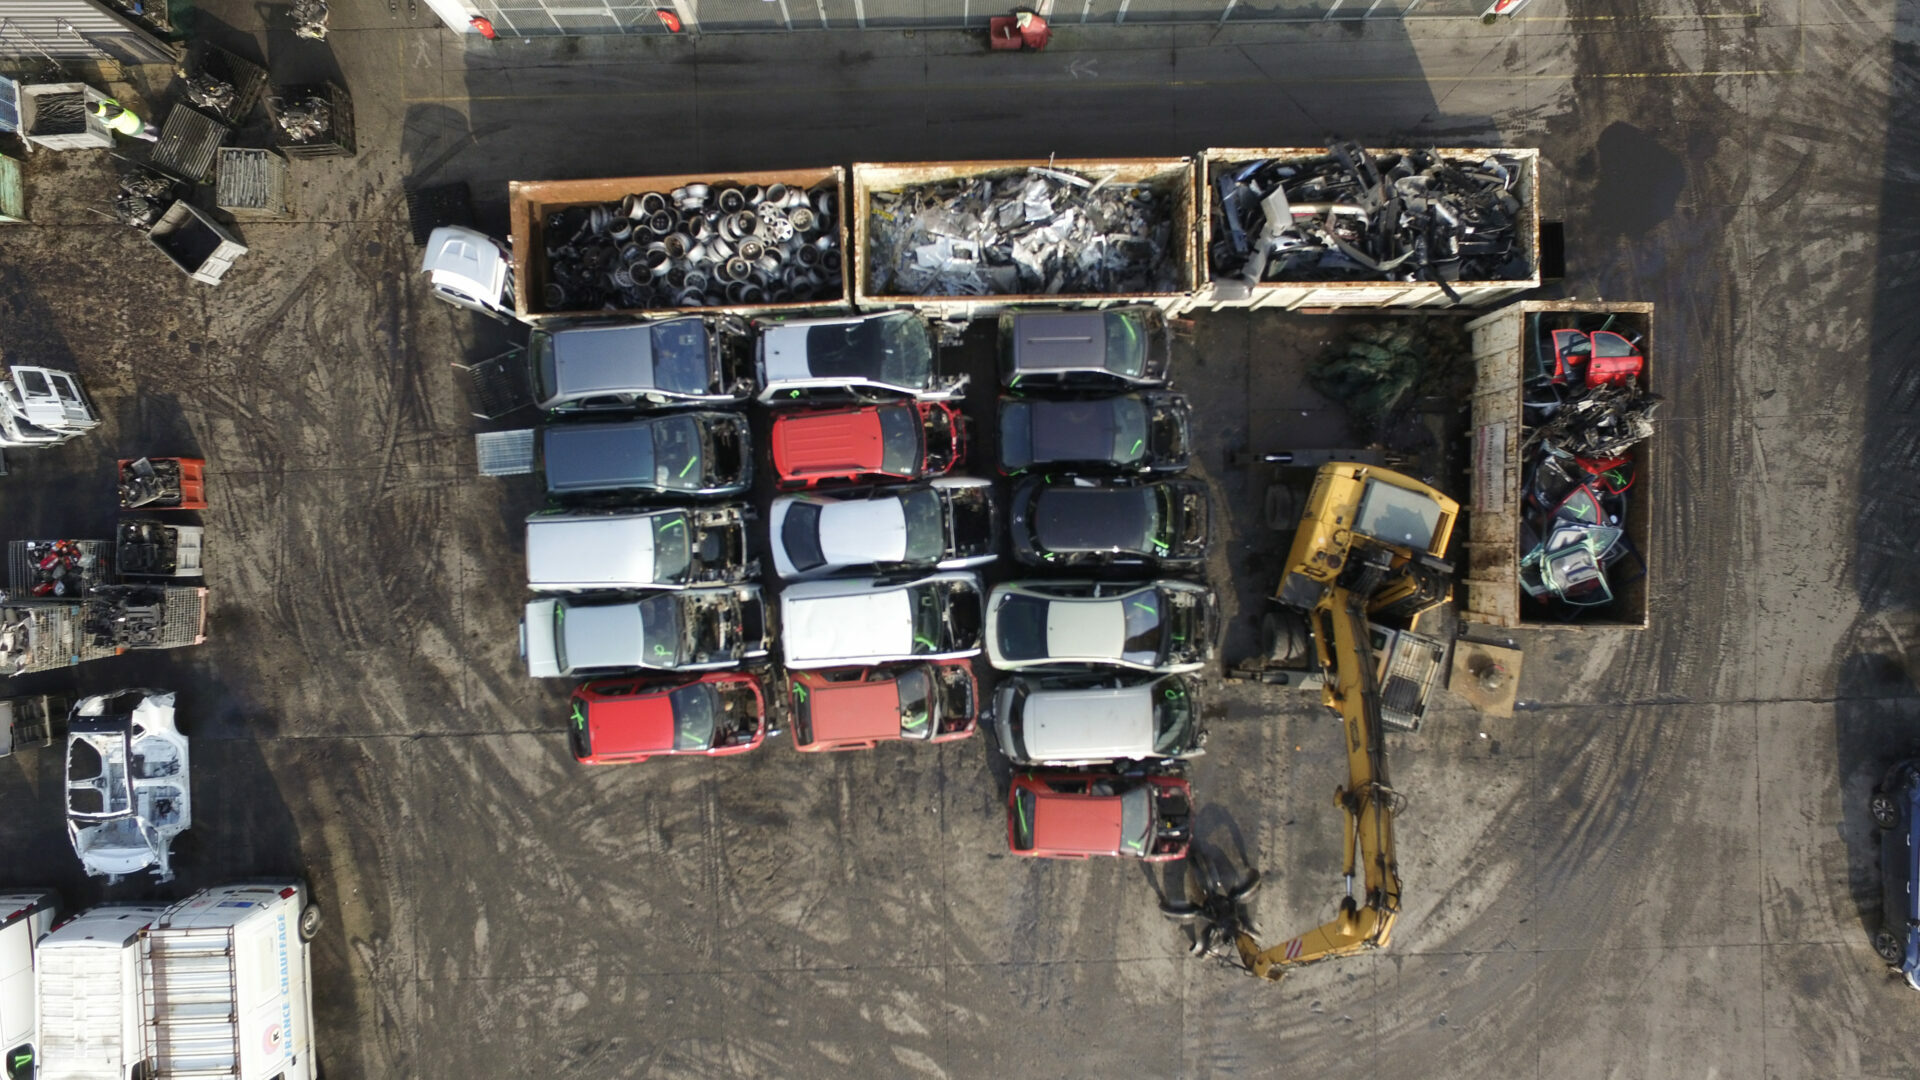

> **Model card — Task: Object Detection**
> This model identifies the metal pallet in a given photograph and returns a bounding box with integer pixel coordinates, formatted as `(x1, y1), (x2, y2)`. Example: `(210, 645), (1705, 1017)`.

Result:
(453, 347), (533, 419)
(149, 104), (231, 184)
(475, 429), (537, 476)
(1376, 626), (1448, 733)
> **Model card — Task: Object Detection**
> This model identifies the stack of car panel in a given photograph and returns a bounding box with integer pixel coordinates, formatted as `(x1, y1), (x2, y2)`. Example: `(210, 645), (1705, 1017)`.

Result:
(985, 307), (1217, 863)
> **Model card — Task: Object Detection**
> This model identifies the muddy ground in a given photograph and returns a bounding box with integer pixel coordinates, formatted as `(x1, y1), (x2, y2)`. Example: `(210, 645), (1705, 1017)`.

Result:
(0, 0), (1916, 1077)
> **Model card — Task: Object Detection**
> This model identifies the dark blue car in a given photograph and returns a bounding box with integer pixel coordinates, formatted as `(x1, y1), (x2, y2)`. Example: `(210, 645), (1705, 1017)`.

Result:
(1871, 760), (1920, 988)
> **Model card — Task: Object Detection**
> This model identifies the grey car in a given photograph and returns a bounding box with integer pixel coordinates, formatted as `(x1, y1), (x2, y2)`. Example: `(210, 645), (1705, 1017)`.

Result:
(542, 412), (752, 500)
(985, 579), (1217, 674)
(997, 392), (1191, 476)
(998, 307), (1172, 391)
(992, 673), (1205, 767)
(530, 317), (752, 413)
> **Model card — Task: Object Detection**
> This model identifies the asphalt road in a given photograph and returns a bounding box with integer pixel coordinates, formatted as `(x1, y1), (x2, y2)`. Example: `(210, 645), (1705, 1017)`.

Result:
(0, 0), (1915, 1077)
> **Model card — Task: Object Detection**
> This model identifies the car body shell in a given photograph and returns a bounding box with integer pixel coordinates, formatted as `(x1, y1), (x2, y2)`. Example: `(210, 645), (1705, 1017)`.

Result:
(1008, 476), (1210, 570)
(568, 674), (767, 764)
(991, 673), (1205, 767)
(525, 504), (756, 592)
(984, 579), (1218, 674)
(778, 571), (984, 670)
(996, 391), (1191, 476)
(1006, 773), (1192, 862)
(998, 306), (1172, 391)
(769, 480), (997, 581)
(542, 411), (753, 500)
(521, 586), (770, 678)
(786, 660), (978, 752)
(754, 311), (967, 405)
(1875, 759), (1920, 990)
(770, 400), (964, 489)
(529, 316), (752, 413)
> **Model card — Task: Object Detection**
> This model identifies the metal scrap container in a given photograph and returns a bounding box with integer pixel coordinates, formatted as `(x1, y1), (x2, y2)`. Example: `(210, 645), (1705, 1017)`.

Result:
(1464, 300), (1653, 630)
(509, 167), (851, 322)
(852, 158), (1198, 319)
(1197, 146), (1540, 311)
(149, 104), (231, 184)
(215, 148), (291, 217)
(147, 201), (247, 285)
(0, 155), (23, 223)
(18, 84), (112, 151)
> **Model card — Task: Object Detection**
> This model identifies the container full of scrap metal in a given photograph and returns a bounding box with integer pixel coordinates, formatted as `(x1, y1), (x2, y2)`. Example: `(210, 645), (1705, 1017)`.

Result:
(1465, 301), (1656, 629)
(853, 158), (1198, 319)
(1200, 143), (1539, 310)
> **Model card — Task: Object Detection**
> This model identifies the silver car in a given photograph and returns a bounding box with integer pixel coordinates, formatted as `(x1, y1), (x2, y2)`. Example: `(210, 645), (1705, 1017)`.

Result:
(521, 586), (770, 678)
(998, 306), (1172, 391)
(768, 479), (996, 580)
(530, 317), (751, 413)
(755, 311), (967, 405)
(992, 673), (1205, 767)
(985, 579), (1217, 674)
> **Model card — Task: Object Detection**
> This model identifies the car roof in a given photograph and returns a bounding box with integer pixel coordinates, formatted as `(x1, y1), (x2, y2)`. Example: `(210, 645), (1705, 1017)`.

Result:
(1021, 398), (1122, 463)
(561, 602), (646, 670)
(783, 587), (913, 662)
(810, 680), (902, 741)
(527, 513), (661, 587)
(774, 407), (886, 474)
(1031, 789), (1124, 853)
(1021, 684), (1155, 759)
(1034, 486), (1153, 552)
(543, 419), (663, 493)
(1009, 311), (1109, 372)
(1046, 597), (1126, 660)
(587, 692), (678, 755)
(816, 497), (908, 565)
(551, 323), (659, 395)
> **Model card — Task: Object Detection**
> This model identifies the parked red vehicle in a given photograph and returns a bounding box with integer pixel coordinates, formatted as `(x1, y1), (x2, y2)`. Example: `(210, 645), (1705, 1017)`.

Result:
(1007, 773), (1192, 861)
(787, 660), (977, 751)
(770, 400), (964, 489)
(569, 673), (768, 764)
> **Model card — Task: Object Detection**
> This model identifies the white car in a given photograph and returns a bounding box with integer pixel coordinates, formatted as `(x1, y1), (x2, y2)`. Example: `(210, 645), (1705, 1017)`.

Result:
(768, 479), (997, 580)
(522, 587), (770, 678)
(991, 673), (1206, 767)
(985, 579), (1218, 674)
(65, 689), (190, 883)
(526, 505), (756, 592)
(755, 311), (968, 404)
(779, 571), (984, 669)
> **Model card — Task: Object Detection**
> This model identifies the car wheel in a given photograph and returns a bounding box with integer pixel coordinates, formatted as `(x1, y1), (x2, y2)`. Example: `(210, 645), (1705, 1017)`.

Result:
(298, 904), (323, 943)
(1873, 928), (1905, 964)
(1872, 792), (1902, 830)
(1262, 611), (1311, 667)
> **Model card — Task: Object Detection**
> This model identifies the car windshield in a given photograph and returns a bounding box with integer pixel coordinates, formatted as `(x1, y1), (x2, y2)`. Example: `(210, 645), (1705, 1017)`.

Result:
(1150, 486), (1178, 550)
(652, 416), (704, 489)
(1012, 788), (1037, 850)
(805, 313), (932, 388)
(878, 314), (933, 387)
(781, 503), (827, 573)
(668, 684), (717, 749)
(878, 405), (922, 475)
(1111, 397), (1150, 464)
(899, 489), (946, 563)
(1119, 787), (1152, 854)
(995, 594), (1050, 661)
(911, 584), (944, 654)
(1104, 311), (1148, 377)
(638, 594), (682, 666)
(1153, 680), (1194, 754)
(1122, 591), (1164, 667)
(651, 320), (711, 394)
(531, 331), (559, 402)
(896, 669), (933, 737)
(652, 512), (692, 582)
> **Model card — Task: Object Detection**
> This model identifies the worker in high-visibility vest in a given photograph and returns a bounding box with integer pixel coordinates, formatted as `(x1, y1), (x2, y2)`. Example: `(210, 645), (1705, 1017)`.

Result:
(90, 98), (158, 143)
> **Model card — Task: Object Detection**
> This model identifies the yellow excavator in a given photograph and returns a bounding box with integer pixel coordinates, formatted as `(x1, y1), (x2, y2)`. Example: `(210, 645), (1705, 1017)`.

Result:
(1168, 463), (1458, 980)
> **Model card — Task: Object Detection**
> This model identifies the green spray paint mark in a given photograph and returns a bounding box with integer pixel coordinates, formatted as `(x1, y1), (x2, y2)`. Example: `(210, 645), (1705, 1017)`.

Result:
(1130, 438), (1144, 457)
(653, 644), (673, 657)
(902, 712), (928, 729)
(1015, 795), (1028, 838)
(789, 390), (801, 398)
(571, 702), (586, 730)
(662, 517), (686, 533)
(1010, 375), (1021, 388)
(914, 635), (936, 650)
(679, 455), (697, 479)
(1132, 601), (1155, 614)
(791, 683), (808, 702)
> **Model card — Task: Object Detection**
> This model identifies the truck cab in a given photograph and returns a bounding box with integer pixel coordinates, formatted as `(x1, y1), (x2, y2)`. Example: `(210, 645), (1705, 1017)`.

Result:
(0, 891), (56, 1080)
(420, 226), (515, 320)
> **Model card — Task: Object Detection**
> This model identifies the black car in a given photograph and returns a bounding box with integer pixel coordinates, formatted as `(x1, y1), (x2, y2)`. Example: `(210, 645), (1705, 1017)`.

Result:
(1009, 477), (1210, 570)
(997, 392), (1191, 476)
(1871, 760), (1920, 989)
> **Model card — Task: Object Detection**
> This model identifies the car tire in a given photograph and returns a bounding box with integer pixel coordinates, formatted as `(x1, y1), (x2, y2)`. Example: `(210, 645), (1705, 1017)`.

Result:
(1872, 792), (1902, 830)
(1873, 928), (1905, 964)
(298, 904), (322, 943)
(1262, 611), (1311, 667)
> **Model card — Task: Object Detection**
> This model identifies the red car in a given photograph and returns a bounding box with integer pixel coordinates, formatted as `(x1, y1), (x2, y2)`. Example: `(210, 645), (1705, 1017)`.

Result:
(1007, 773), (1192, 861)
(569, 674), (768, 764)
(787, 660), (977, 752)
(770, 401), (963, 489)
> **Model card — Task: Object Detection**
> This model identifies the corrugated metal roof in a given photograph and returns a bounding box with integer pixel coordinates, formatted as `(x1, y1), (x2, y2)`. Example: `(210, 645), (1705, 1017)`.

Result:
(0, 0), (172, 62)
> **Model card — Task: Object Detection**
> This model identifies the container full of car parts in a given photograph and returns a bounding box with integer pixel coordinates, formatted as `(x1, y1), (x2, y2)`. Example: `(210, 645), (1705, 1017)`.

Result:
(1200, 143), (1539, 310)
(1465, 300), (1654, 629)
(853, 158), (1198, 318)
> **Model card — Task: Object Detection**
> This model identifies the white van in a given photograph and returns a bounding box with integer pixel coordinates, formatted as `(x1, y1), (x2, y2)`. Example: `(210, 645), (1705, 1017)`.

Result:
(526, 505), (755, 592)
(36, 903), (168, 1080)
(0, 891), (57, 1080)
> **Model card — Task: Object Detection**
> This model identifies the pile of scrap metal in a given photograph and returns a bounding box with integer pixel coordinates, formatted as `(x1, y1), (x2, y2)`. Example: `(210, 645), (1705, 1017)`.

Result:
(1210, 142), (1527, 296)
(184, 70), (237, 114)
(867, 167), (1177, 297)
(542, 184), (841, 311)
(118, 457), (185, 508)
(83, 586), (173, 648)
(273, 89), (334, 142)
(0, 609), (33, 676)
(113, 169), (177, 229)
(19, 541), (106, 598)
(1519, 316), (1657, 615)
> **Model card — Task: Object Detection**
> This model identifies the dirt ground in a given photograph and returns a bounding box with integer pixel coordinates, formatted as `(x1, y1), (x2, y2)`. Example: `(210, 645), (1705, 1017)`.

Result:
(0, 0), (1916, 1077)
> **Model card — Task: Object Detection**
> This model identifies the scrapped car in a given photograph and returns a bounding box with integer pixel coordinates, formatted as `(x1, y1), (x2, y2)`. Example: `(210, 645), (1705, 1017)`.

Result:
(542, 411), (751, 500)
(1009, 476), (1209, 570)
(1007, 773), (1192, 861)
(755, 311), (967, 404)
(530, 316), (752, 413)
(769, 480), (997, 581)
(992, 673), (1205, 767)
(770, 400), (964, 489)
(568, 674), (768, 764)
(787, 661), (978, 752)
(998, 306), (1171, 391)
(65, 689), (190, 884)
(985, 579), (1217, 674)
(997, 392), (1190, 476)
(521, 586), (770, 678)
(779, 571), (984, 670)
(526, 505), (755, 592)
(1871, 760), (1920, 988)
